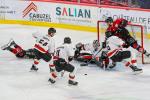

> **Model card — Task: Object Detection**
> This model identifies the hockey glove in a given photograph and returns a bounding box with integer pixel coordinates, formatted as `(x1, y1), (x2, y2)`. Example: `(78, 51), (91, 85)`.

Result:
(101, 51), (108, 60)
(105, 31), (113, 38)
(74, 50), (80, 58)
(122, 43), (130, 48)
(68, 56), (73, 62)
(102, 42), (106, 48)
(76, 42), (83, 50)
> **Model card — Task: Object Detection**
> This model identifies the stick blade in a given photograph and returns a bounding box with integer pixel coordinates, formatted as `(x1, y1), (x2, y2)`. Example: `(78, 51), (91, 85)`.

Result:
(80, 63), (88, 66)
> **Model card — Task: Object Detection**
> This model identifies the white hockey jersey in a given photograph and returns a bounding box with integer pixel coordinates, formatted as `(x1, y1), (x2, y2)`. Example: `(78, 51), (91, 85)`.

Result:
(80, 43), (96, 54)
(33, 33), (55, 54)
(55, 43), (74, 62)
(105, 36), (124, 58)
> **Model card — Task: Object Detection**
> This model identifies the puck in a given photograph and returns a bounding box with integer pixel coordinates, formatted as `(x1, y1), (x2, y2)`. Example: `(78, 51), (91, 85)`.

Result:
(84, 74), (87, 75)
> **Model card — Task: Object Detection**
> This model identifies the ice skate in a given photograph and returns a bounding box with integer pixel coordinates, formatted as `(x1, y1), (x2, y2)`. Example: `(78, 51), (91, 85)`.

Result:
(48, 78), (56, 84)
(108, 62), (116, 69)
(30, 65), (38, 71)
(129, 65), (143, 74)
(1, 38), (15, 50)
(145, 52), (150, 57)
(68, 80), (78, 86)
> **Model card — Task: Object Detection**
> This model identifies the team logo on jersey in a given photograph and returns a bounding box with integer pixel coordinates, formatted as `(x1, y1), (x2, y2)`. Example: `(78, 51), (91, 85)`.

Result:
(23, 2), (37, 18)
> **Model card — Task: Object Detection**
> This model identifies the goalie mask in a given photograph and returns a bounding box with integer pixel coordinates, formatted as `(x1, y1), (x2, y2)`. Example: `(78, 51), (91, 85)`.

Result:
(93, 40), (100, 50)
(48, 27), (56, 37)
(64, 37), (71, 44)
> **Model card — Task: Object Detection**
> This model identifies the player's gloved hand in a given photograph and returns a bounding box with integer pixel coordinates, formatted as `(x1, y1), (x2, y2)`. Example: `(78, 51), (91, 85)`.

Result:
(101, 51), (108, 60)
(102, 42), (106, 48)
(74, 49), (80, 58)
(76, 42), (83, 50)
(105, 31), (113, 38)
(68, 56), (73, 62)
(122, 43), (129, 48)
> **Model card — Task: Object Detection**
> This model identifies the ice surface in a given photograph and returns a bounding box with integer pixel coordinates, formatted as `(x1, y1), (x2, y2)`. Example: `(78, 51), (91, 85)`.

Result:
(0, 24), (150, 100)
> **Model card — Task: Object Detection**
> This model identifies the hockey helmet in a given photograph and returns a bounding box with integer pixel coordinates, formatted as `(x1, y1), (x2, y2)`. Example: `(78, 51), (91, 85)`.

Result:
(93, 40), (100, 49)
(48, 27), (56, 37)
(76, 42), (83, 49)
(105, 17), (113, 23)
(64, 37), (71, 44)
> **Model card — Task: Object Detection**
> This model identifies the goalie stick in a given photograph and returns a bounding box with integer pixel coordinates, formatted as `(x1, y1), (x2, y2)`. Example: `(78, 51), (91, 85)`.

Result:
(80, 47), (103, 66)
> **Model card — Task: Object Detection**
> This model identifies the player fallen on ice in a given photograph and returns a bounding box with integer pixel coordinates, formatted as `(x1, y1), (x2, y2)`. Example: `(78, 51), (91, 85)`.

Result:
(98, 36), (143, 74)
(48, 37), (78, 86)
(104, 17), (150, 57)
(30, 27), (56, 71)
(74, 40), (116, 68)
(1, 38), (35, 59)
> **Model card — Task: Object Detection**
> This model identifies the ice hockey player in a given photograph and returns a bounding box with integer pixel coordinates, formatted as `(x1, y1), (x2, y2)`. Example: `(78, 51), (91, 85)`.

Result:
(99, 36), (143, 74)
(48, 37), (78, 86)
(74, 40), (100, 63)
(104, 17), (150, 57)
(1, 39), (35, 59)
(30, 27), (56, 71)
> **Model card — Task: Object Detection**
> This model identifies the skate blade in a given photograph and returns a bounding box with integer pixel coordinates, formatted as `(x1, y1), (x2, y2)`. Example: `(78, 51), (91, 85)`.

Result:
(68, 82), (78, 86)
(1, 44), (8, 50)
(1, 38), (14, 50)
(68, 84), (78, 86)
(29, 70), (38, 72)
(133, 70), (143, 75)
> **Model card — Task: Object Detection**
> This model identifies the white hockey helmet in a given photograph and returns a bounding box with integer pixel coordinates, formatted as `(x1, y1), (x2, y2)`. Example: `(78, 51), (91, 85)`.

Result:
(93, 40), (100, 49)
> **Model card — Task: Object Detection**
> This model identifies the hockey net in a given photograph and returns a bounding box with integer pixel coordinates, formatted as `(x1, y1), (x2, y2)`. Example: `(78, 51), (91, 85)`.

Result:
(97, 20), (150, 64)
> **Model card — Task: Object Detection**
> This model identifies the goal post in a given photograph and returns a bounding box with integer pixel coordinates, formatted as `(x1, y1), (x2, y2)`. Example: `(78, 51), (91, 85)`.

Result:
(97, 20), (149, 64)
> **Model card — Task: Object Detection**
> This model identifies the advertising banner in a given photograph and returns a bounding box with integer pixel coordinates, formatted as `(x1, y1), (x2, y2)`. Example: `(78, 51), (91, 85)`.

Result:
(2, 1), (98, 27)
(3, 1), (55, 23)
(53, 3), (98, 26)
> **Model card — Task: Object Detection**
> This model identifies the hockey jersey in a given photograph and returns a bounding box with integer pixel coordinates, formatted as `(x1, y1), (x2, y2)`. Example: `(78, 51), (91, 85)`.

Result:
(105, 36), (124, 58)
(111, 18), (127, 32)
(33, 33), (55, 54)
(55, 43), (74, 62)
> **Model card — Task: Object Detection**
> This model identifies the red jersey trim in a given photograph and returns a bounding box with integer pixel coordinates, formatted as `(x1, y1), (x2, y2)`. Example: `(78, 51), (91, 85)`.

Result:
(34, 44), (47, 53)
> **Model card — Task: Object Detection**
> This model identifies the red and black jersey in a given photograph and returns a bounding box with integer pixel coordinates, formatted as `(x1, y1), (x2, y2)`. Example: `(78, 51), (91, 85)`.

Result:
(111, 18), (127, 32)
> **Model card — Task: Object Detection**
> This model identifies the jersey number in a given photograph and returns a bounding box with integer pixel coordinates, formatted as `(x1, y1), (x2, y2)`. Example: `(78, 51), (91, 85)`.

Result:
(39, 39), (48, 46)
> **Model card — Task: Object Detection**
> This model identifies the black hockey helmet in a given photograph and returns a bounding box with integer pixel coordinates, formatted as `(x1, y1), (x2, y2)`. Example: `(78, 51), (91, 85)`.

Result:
(105, 17), (113, 23)
(64, 37), (71, 44)
(48, 27), (56, 37)
(48, 27), (56, 33)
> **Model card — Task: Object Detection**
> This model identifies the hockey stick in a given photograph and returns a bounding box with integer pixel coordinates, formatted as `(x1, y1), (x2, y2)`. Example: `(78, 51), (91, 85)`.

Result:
(80, 47), (103, 66)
